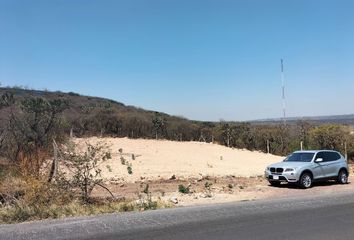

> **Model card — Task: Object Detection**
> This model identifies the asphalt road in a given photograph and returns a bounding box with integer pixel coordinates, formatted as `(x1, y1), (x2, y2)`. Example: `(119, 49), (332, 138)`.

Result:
(2, 192), (354, 240)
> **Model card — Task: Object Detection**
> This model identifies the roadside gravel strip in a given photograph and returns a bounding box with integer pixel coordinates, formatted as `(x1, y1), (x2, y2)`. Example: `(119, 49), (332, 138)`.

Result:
(2, 192), (354, 240)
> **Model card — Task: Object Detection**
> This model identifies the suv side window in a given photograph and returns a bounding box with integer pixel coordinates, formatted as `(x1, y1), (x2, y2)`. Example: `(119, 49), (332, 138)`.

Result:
(315, 152), (326, 161)
(316, 152), (332, 162)
(328, 152), (341, 161)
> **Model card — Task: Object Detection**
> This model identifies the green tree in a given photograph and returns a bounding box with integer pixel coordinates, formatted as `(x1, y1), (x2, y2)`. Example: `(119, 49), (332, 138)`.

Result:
(152, 113), (166, 140)
(6, 97), (68, 175)
(309, 124), (349, 152)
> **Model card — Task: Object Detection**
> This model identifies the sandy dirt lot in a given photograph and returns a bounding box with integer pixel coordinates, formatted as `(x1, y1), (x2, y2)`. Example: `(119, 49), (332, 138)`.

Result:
(75, 137), (283, 183)
(75, 137), (354, 207)
(92, 174), (354, 207)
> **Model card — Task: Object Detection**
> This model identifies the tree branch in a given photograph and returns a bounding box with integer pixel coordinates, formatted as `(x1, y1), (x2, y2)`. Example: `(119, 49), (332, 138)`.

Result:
(96, 183), (116, 200)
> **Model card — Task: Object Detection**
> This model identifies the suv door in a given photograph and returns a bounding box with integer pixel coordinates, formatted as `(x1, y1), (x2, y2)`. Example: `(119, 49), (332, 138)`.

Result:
(325, 152), (342, 177)
(312, 152), (327, 179)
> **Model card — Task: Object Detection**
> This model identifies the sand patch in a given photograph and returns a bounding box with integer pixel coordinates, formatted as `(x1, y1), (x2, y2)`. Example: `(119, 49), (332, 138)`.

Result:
(74, 137), (283, 183)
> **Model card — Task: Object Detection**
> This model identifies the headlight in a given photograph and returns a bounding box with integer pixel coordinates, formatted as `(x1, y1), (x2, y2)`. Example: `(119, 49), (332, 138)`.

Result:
(284, 168), (296, 172)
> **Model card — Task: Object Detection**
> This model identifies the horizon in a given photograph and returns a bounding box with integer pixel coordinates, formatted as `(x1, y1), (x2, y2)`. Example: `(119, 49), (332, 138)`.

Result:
(1, 0), (354, 121)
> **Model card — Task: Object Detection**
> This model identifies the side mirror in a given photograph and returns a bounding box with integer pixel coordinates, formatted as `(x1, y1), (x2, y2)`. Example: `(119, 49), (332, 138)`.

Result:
(315, 158), (323, 163)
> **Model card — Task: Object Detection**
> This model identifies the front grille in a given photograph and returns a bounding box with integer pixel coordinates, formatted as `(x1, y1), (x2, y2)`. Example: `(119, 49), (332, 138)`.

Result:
(270, 167), (284, 173)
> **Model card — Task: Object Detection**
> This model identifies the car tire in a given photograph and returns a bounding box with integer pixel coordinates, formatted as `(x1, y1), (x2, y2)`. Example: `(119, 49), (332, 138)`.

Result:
(269, 181), (281, 187)
(299, 172), (312, 189)
(337, 170), (348, 184)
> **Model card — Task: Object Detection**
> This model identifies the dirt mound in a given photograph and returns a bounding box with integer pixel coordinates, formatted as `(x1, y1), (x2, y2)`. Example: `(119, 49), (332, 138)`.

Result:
(75, 137), (283, 183)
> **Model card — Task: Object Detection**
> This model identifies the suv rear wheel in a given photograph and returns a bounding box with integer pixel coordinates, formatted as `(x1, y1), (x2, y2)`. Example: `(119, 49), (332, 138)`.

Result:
(299, 172), (312, 189)
(337, 170), (348, 184)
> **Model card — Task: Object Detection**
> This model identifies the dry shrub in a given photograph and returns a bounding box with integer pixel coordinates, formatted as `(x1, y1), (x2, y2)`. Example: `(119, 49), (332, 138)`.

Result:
(22, 176), (73, 206)
(18, 150), (50, 178)
(0, 173), (24, 205)
(0, 176), (172, 223)
(0, 140), (169, 224)
(59, 141), (113, 203)
(0, 173), (74, 223)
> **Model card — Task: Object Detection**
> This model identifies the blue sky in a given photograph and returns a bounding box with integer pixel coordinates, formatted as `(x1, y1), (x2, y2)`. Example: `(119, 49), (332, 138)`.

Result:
(0, 0), (353, 121)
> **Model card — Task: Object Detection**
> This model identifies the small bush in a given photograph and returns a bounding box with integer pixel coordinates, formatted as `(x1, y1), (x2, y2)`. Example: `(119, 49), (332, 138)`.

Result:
(120, 157), (126, 165)
(144, 200), (158, 210)
(136, 194), (158, 210)
(204, 182), (213, 190)
(127, 164), (133, 175)
(143, 184), (149, 194)
(58, 141), (112, 203)
(178, 184), (190, 194)
(119, 202), (134, 212)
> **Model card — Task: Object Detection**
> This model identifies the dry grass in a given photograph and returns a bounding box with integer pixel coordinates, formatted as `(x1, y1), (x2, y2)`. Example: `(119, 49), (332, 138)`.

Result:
(0, 171), (172, 224)
(0, 197), (172, 224)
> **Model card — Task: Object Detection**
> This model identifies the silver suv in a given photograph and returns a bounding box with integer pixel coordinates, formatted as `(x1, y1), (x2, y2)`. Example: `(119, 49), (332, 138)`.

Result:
(265, 150), (349, 188)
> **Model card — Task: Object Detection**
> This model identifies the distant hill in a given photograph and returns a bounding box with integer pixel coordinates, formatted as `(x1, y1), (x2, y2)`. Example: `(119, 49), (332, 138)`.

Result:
(0, 87), (167, 120)
(2, 87), (353, 128)
(252, 114), (354, 125)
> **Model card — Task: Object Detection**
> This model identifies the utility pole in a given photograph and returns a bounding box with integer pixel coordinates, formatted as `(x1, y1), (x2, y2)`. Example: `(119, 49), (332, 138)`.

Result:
(226, 128), (230, 147)
(345, 141), (348, 161)
(267, 140), (270, 154)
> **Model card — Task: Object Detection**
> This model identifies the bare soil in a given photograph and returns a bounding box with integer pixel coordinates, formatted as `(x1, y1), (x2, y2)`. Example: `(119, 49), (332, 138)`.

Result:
(75, 137), (283, 183)
(93, 173), (354, 207)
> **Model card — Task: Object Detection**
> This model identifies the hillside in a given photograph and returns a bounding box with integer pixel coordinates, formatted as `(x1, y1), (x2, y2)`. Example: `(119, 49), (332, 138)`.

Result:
(2, 87), (353, 130)
(0, 87), (207, 141)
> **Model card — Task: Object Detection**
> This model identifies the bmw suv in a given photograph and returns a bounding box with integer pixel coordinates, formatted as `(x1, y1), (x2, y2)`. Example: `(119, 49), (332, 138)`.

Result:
(265, 150), (349, 188)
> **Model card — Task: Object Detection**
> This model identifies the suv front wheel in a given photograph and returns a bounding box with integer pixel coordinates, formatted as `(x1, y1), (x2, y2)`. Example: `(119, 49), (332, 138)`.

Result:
(299, 172), (312, 189)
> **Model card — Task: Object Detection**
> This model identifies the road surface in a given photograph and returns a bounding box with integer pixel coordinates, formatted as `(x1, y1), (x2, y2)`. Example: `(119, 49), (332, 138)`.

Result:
(1, 192), (354, 240)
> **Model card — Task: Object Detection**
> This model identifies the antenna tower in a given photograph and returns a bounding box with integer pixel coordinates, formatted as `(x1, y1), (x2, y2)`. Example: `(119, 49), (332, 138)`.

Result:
(281, 59), (286, 125)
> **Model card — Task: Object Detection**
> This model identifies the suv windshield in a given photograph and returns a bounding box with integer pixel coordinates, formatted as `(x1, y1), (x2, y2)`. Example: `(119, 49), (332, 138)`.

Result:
(284, 153), (314, 162)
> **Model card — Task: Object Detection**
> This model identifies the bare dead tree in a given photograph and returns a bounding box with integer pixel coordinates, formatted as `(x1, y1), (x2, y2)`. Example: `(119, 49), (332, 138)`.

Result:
(48, 139), (59, 183)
